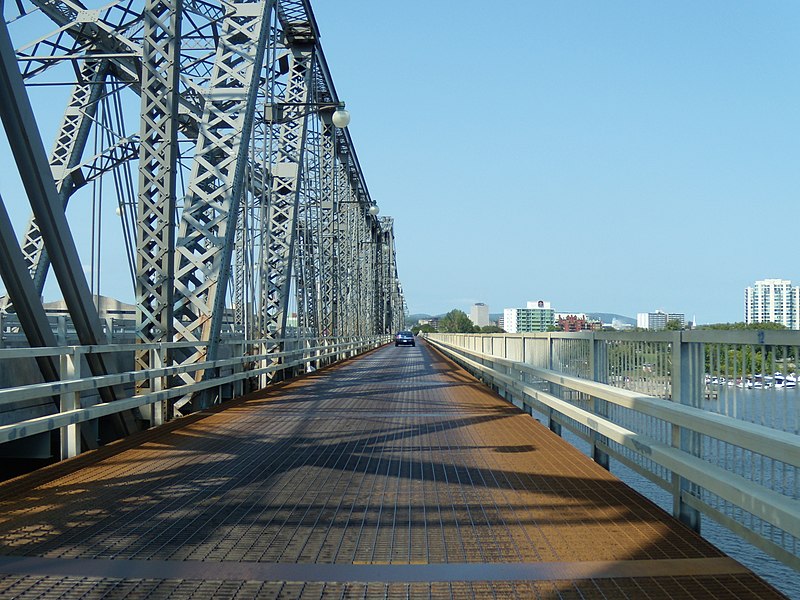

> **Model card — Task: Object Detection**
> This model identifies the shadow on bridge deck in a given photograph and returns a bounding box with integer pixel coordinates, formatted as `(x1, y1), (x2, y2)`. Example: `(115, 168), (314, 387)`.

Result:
(0, 341), (786, 599)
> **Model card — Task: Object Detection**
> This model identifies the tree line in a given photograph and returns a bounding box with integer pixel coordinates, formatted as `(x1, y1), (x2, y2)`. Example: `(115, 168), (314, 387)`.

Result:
(410, 309), (505, 334)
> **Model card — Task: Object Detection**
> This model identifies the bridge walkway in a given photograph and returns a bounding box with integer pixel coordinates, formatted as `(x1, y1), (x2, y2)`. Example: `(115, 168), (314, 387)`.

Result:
(0, 341), (786, 599)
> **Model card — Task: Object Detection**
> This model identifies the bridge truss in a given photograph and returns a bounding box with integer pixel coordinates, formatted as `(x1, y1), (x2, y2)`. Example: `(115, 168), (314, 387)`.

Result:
(0, 0), (404, 413)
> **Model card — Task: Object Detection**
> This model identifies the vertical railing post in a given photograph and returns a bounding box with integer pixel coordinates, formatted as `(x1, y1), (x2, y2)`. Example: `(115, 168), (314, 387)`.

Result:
(59, 347), (81, 459)
(590, 333), (610, 469)
(57, 315), (67, 345)
(234, 340), (244, 398)
(547, 333), (561, 436)
(150, 345), (166, 426)
(671, 332), (702, 533)
(260, 340), (269, 389)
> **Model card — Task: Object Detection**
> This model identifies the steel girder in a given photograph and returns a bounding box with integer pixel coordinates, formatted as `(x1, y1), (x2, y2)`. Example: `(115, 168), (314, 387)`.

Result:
(0, 13), (136, 434)
(379, 216), (401, 334)
(173, 0), (273, 372)
(17, 59), (111, 297)
(260, 42), (313, 343)
(135, 0), (182, 366)
(317, 121), (336, 338)
(2, 0), (405, 414)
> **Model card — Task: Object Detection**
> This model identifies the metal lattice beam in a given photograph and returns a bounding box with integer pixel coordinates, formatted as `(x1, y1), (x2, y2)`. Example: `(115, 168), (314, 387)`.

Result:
(173, 0), (274, 388)
(135, 0), (182, 353)
(1, 0), (406, 419)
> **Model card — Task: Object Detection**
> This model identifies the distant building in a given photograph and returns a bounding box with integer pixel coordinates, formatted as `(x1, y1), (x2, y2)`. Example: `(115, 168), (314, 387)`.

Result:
(470, 303), (489, 327)
(38, 295), (135, 320)
(418, 317), (439, 330)
(637, 310), (685, 331)
(503, 300), (555, 333)
(497, 316), (504, 330)
(555, 312), (588, 322)
(745, 279), (799, 329)
(557, 314), (589, 332)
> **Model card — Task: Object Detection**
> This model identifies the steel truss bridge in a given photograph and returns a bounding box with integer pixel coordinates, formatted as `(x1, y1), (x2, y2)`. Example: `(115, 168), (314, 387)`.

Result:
(0, 0), (404, 453)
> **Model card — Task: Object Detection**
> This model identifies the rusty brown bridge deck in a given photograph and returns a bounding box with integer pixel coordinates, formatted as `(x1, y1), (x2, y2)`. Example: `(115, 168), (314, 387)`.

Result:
(0, 342), (786, 599)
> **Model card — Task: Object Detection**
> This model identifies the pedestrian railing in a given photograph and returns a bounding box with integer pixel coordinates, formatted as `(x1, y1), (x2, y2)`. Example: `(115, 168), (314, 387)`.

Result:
(0, 335), (389, 460)
(426, 331), (800, 573)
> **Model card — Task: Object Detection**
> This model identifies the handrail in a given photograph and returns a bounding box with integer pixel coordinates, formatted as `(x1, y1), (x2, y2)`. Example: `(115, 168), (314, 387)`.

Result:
(0, 335), (390, 446)
(428, 337), (800, 468)
(424, 332), (800, 573)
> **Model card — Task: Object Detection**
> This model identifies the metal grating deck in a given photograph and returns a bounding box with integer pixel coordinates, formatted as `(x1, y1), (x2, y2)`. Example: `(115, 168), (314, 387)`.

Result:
(0, 342), (787, 599)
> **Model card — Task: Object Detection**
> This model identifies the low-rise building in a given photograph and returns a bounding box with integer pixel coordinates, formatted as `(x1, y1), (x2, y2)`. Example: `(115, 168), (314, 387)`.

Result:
(557, 314), (593, 332)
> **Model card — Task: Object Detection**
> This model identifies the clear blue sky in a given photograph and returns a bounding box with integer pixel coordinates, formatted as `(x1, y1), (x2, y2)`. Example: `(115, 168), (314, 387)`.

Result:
(1, 2), (798, 324)
(312, 1), (800, 322)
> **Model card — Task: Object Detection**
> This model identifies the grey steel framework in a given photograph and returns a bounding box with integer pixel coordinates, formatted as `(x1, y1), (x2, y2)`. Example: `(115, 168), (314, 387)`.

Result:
(0, 0), (404, 421)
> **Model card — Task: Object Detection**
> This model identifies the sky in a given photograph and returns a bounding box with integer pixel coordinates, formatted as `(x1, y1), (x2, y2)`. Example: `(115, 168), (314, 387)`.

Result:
(309, 1), (800, 322)
(1, 1), (798, 324)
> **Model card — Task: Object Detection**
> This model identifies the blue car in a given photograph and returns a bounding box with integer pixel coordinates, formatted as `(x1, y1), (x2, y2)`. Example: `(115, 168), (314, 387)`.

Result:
(394, 331), (415, 347)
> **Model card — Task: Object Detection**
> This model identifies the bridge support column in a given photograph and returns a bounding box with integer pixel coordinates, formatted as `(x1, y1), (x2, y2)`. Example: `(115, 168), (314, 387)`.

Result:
(548, 409), (561, 437)
(591, 336), (610, 470)
(671, 334), (703, 533)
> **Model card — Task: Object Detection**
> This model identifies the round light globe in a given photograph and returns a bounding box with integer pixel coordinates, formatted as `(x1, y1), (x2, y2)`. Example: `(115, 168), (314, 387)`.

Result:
(368, 205), (380, 216)
(332, 108), (351, 128)
(115, 206), (122, 216)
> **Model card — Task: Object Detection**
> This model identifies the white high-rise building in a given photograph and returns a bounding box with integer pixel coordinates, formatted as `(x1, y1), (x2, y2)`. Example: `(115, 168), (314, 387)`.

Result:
(745, 279), (800, 329)
(470, 303), (489, 327)
(637, 310), (686, 331)
(503, 301), (554, 333)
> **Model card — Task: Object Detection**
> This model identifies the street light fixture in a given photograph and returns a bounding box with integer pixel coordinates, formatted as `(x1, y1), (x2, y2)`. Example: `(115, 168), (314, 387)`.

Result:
(265, 101), (351, 128)
(331, 104), (350, 128)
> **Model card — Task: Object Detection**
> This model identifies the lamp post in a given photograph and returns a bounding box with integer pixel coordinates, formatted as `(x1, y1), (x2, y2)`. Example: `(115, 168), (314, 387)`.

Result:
(264, 101), (351, 128)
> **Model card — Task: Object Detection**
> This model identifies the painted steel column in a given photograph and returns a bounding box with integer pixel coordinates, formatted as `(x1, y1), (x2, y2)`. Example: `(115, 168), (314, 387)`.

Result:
(173, 0), (273, 384)
(591, 334), (611, 470)
(671, 332), (703, 533)
(318, 121), (336, 340)
(261, 43), (314, 347)
(0, 195), (60, 384)
(296, 127), (321, 340)
(135, 0), (182, 357)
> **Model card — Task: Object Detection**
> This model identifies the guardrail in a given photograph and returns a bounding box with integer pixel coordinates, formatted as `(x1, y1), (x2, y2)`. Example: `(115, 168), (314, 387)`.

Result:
(425, 331), (800, 573)
(0, 335), (389, 461)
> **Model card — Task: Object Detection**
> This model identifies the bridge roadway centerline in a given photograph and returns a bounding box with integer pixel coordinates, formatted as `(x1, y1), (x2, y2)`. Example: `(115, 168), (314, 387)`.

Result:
(0, 342), (786, 599)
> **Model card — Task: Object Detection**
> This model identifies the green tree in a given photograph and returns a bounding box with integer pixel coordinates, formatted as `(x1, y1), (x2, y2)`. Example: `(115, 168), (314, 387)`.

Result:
(438, 309), (475, 333)
(412, 324), (437, 334)
(698, 322), (787, 331)
(700, 321), (792, 376)
(481, 325), (505, 333)
(665, 319), (683, 330)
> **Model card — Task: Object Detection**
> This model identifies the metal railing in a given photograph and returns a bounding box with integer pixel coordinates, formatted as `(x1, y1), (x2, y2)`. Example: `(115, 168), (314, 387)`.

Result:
(425, 330), (800, 573)
(0, 335), (389, 460)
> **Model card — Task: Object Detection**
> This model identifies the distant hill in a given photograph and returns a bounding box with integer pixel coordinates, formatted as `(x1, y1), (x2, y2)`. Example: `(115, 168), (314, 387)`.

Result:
(406, 313), (433, 323)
